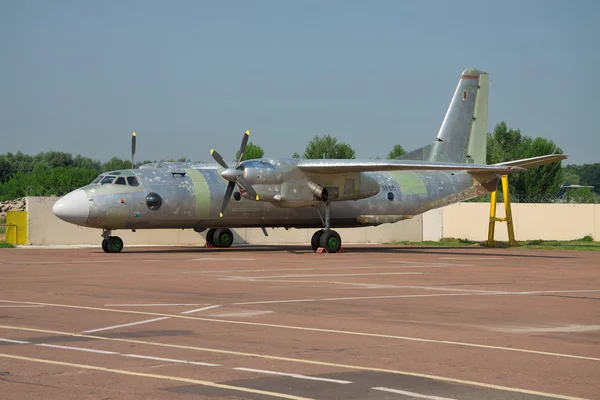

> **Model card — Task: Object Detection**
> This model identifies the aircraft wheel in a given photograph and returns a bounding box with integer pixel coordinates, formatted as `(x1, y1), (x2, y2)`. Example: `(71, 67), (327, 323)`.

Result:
(101, 239), (108, 253)
(311, 229), (324, 252)
(106, 236), (124, 253)
(319, 230), (342, 253)
(213, 228), (234, 248)
(206, 228), (217, 246)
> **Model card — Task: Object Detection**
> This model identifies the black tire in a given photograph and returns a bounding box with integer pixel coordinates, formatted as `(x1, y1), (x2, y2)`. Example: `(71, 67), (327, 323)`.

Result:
(319, 230), (342, 253)
(102, 239), (108, 253)
(107, 236), (124, 253)
(206, 228), (217, 245)
(311, 229), (324, 252)
(213, 228), (234, 248)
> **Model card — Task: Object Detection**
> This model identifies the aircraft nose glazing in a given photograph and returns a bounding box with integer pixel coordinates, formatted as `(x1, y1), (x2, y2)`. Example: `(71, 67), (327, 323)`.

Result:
(52, 189), (90, 225)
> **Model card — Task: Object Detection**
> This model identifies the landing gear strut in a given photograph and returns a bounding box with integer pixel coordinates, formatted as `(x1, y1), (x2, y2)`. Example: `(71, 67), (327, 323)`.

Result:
(101, 229), (124, 253)
(311, 202), (342, 253)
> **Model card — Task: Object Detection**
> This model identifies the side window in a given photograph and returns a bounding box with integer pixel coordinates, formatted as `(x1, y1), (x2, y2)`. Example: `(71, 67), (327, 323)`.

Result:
(127, 177), (139, 187)
(115, 177), (126, 185)
(100, 176), (115, 185)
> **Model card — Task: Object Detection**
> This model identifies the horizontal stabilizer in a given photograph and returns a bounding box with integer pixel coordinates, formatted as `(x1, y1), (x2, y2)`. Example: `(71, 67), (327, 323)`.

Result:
(297, 159), (523, 175)
(494, 154), (568, 169)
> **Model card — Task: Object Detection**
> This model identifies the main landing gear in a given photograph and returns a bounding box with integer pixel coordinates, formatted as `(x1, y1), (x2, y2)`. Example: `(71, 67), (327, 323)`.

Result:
(101, 229), (123, 253)
(311, 201), (342, 253)
(205, 228), (234, 248)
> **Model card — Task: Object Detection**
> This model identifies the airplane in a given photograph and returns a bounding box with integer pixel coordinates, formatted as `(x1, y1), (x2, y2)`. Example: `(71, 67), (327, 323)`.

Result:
(52, 68), (567, 253)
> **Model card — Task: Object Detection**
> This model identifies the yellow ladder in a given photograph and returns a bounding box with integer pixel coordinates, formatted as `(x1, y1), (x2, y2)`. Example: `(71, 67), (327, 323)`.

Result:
(487, 175), (517, 247)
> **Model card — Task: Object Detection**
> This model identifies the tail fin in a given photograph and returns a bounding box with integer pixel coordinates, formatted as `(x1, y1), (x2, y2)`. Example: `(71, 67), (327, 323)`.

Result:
(398, 68), (489, 164)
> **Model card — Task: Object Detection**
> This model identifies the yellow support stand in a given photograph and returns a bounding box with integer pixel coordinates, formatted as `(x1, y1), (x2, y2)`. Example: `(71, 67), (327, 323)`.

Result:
(487, 175), (517, 247)
(5, 211), (28, 245)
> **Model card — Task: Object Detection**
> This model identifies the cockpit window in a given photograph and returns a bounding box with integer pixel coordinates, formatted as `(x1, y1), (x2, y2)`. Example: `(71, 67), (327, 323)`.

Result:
(100, 176), (115, 185)
(115, 177), (126, 185)
(242, 160), (276, 169)
(127, 177), (139, 187)
(91, 175), (104, 184)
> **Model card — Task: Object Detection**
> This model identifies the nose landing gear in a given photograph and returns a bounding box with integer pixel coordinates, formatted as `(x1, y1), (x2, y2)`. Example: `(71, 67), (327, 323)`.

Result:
(101, 229), (123, 253)
(311, 201), (342, 253)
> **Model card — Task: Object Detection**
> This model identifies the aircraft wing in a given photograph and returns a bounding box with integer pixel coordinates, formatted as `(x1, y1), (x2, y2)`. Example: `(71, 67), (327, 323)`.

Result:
(493, 154), (567, 169)
(296, 159), (524, 174)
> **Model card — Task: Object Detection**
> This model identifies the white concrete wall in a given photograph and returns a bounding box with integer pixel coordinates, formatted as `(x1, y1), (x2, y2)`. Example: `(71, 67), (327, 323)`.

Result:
(441, 202), (599, 241)
(26, 197), (423, 246)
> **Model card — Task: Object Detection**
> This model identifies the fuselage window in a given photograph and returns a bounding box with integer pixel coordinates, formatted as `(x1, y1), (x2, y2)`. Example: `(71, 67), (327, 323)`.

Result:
(100, 176), (115, 185)
(127, 177), (139, 187)
(115, 177), (126, 185)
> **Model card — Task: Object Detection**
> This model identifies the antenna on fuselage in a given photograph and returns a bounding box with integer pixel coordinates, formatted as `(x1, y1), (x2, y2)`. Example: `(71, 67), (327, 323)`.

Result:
(131, 132), (137, 169)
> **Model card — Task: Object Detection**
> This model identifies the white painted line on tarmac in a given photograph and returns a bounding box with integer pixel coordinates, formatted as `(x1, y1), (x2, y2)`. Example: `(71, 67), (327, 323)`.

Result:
(213, 310), (273, 318)
(0, 305), (44, 308)
(235, 367), (352, 384)
(105, 303), (208, 307)
(0, 338), (29, 344)
(0, 353), (309, 400)
(181, 305), (222, 314)
(4, 299), (600, 363)
(373, 386), (456, 399)
(82, 316), (171, 333)
(36, 343), (118, 355)
(323, 293), (477, 301)
(232, 272), (422, 279)
(234, 299), (316, 305)
(123, 353), (219, 366)
(389, 261), (474, 267)
(193, 258), (256, 261)
(438, 257), (503, 260)
(0, 325), (589, 400)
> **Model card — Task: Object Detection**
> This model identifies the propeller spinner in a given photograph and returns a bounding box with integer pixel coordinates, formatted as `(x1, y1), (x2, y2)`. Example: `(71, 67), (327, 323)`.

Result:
(211, 130), (259, 217)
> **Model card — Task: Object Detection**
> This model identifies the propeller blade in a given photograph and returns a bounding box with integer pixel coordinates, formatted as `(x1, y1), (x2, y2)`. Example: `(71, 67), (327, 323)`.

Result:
(131, 132), (136, 168)
(236, 130), (250, 165)
(220, 181), (236, 217)
(236, 176), (260, 201)
(210, 149), (229, 169)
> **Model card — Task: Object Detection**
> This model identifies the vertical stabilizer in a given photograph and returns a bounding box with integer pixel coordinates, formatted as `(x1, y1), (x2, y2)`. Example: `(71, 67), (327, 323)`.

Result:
(428, 68), (488, 164)
(398, 68), (489, 164)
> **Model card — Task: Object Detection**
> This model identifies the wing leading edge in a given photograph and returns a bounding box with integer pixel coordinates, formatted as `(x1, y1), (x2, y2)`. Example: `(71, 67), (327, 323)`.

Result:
(296, 154), (567, 175)
(296, 159), (524, 175)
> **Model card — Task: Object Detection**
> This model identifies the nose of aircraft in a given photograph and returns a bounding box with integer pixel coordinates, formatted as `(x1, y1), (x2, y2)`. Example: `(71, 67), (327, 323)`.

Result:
(53, 189), (89, 225)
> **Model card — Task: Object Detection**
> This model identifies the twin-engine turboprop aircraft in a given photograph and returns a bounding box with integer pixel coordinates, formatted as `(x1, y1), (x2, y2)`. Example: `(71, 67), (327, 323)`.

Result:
(53, 68), (566, 253)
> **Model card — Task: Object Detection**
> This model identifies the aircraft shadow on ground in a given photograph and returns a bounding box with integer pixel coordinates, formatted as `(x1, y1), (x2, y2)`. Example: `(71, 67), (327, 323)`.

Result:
(115, 245), (574, 259)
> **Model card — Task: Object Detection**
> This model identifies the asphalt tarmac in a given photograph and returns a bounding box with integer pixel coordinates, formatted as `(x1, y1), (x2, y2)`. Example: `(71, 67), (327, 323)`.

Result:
(0, 244), (598, 399)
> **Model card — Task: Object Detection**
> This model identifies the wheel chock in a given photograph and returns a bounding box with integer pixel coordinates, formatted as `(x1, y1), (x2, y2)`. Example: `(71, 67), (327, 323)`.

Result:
(204, 243), (215, 248)
(316, 247), (345, 253)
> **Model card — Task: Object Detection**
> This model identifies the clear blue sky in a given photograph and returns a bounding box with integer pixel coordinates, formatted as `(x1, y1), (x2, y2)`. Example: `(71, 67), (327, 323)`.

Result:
(1, 0), (598, 165)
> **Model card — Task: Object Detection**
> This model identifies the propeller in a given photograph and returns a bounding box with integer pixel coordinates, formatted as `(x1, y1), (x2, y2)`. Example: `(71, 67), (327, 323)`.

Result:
(131, 132), (136, 168)
(210, 130), (259, 217)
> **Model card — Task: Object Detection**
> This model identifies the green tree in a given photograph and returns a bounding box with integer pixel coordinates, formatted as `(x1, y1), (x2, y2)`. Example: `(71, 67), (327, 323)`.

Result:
(235, 142), (264, 161)
(101, 157), (132, 172)
(564, 163), (600, 194)
(300, 134), (355, 159)
(387, 144), (406, 159)
(486, 121), (564, 201)
(561, 169), (580, 185)
(292, 152), (301, 159)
